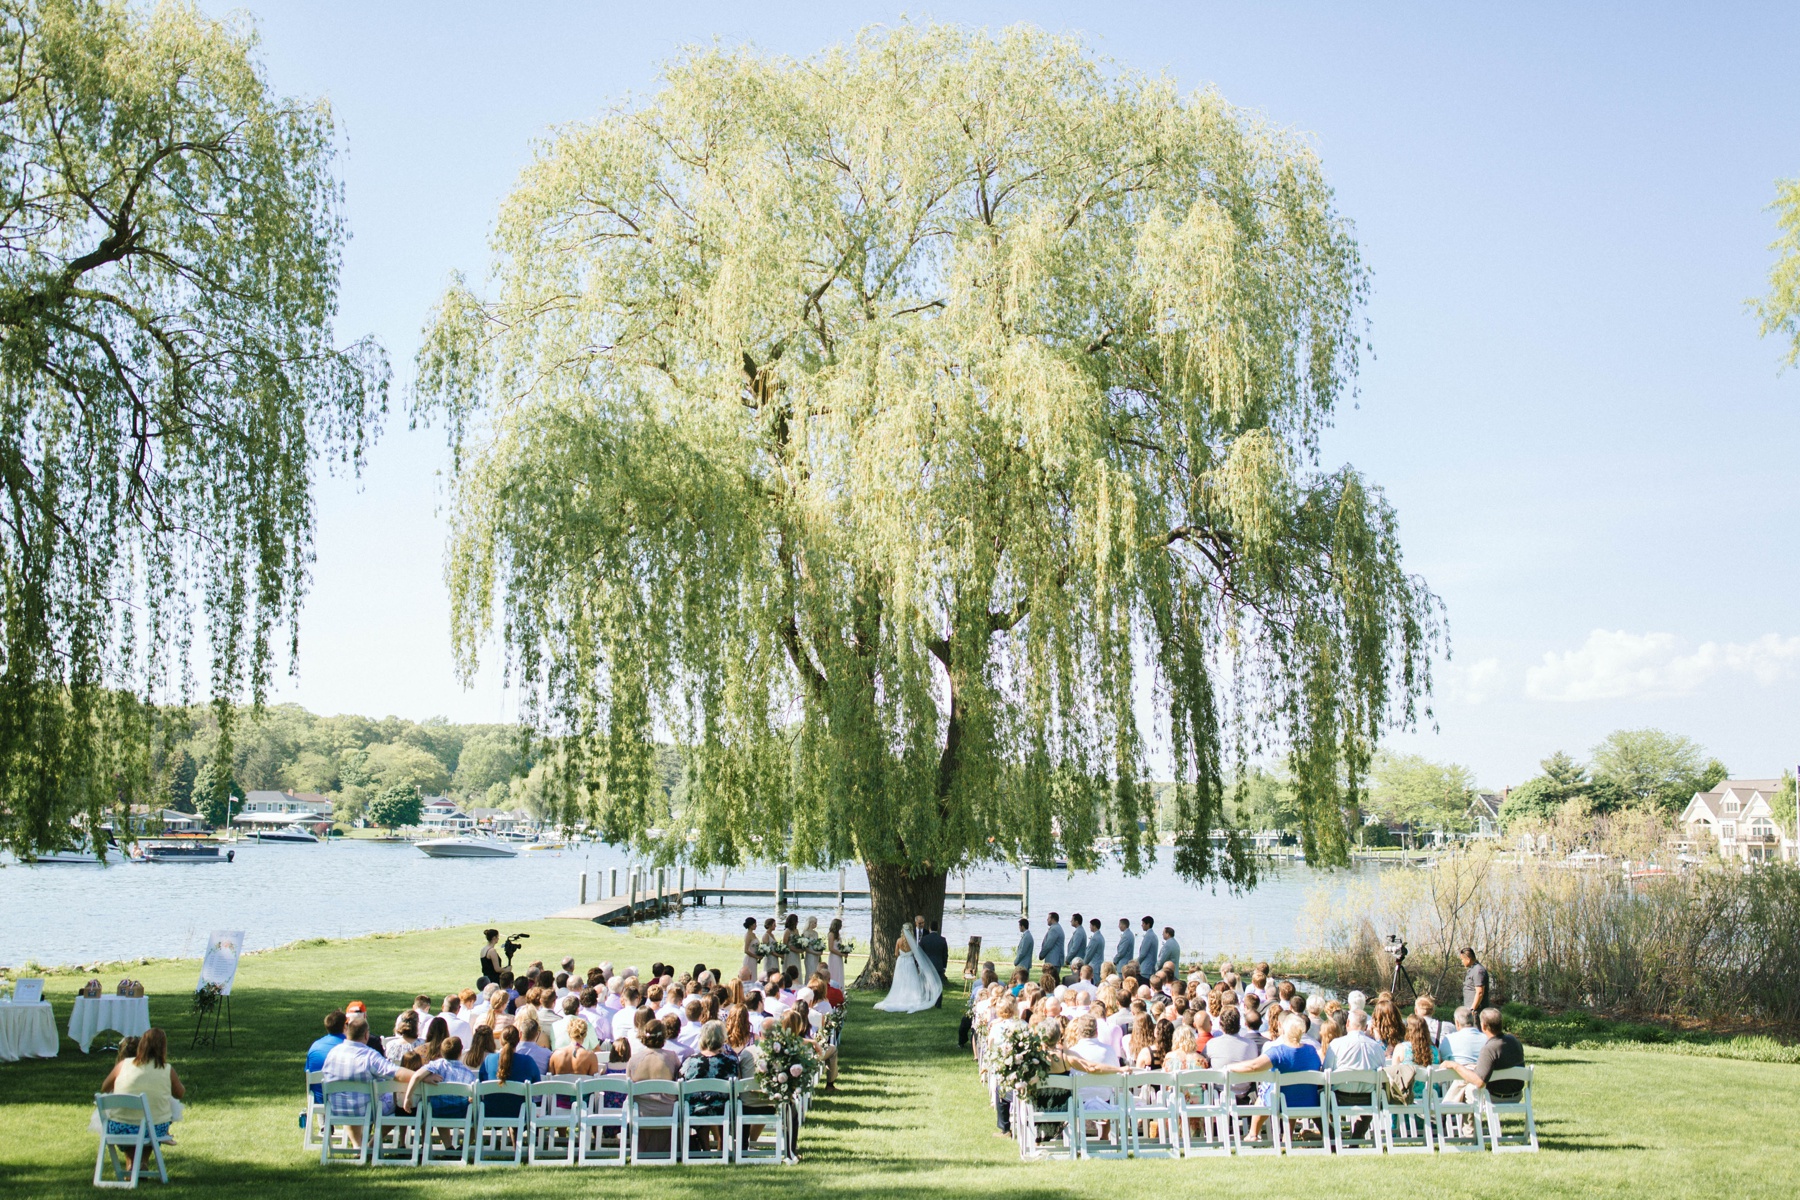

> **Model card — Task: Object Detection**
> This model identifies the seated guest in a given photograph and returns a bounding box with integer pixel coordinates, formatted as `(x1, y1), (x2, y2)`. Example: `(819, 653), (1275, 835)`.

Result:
(322, 1016), (412, 1146)
(1443, 1005), (1486, 1065)
(787, 1006), (837, 1091)
(405, 1036), (476, 1148)
(306, 1010), (346, 1101)
(384, 1011), (422, 1063)
(659, 1013), (688, 1062)
(439, 996), (470, 1044)
(1445, 1007), (1526, 1101)
(100, 1028), (184, 1168)
(627, 1023), (681, 1152)
(610, 984), (642, 1041)
(547, 1020), (601, 1075)
(515, 1014), (551, 1073)
(1226, 1013), (1322, 1142)
(680, 1020), (738, 1151)
(478, 1025), (541, 1122)
(1415, 993), (1445, 1043)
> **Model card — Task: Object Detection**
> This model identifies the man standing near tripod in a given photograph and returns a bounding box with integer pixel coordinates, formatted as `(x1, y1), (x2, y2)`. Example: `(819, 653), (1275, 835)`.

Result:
(1460, 947), (1490, 1013)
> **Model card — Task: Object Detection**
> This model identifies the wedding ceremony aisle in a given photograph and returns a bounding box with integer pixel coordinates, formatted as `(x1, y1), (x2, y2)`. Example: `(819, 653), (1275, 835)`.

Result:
(2, 920), (1798, 1198)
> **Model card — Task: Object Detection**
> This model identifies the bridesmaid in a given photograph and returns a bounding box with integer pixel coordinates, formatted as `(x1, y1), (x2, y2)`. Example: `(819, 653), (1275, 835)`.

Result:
(740, 917), (761, 979)
(827, 917), (846, 992)
(782, 913), (803, 976)
(802, 916), (823, 982)
(759, 918), (781, 979)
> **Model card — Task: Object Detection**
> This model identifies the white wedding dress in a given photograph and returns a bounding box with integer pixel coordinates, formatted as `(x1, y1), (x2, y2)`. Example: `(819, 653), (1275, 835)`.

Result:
(873, 936), (943, 1013)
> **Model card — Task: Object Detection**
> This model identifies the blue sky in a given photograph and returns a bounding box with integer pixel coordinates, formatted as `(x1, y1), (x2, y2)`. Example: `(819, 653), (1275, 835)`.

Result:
(203, 2), (1800, 786)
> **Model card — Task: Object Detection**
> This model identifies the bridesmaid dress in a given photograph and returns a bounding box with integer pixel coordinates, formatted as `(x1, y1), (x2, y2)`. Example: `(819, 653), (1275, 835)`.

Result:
(827, 933), (846, 991)
(742, 930), (760, 978)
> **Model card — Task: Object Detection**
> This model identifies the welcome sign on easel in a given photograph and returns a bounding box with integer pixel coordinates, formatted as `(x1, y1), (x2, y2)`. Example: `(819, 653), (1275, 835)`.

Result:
(199, 931), (245, 995)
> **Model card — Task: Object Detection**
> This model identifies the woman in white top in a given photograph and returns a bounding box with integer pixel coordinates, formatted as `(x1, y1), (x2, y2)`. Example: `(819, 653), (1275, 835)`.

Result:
(101, 1028), (184, 1167)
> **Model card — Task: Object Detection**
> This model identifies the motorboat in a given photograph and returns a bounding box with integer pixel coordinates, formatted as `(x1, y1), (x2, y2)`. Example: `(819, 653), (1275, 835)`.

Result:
(138, 841), (233, 864)
(417, 836), (518, 859)
(33, 842), (107, 864)
(247, 824), (321, 844)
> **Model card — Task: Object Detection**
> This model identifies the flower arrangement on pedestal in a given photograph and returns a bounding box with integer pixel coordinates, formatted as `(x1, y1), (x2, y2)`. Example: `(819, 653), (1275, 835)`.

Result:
(980, 1020), (1054, 1103)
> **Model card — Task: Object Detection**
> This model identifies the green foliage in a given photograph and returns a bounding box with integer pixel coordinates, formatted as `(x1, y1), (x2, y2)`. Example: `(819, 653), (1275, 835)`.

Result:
(1228, 767), (1301, 833)
(451, 731), (523, 796)
(361, 740), (451, 797)
(1754, 177), (1800, 369)
(0, 1), (389, 856)
(417, 23), (1441, 946)
(1365, 750), (1477, 833)
(1590, 728), (1719, 816)
(191, 760), (242, 827)
(366, 783), (422, 829)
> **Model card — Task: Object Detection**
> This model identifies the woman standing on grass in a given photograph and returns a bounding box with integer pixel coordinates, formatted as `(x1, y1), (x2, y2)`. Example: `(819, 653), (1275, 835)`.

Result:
(827, 918), (847, 993)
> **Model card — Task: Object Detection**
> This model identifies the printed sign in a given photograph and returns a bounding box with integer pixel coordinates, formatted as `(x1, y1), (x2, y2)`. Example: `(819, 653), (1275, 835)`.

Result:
(12, 978), (43, 1004)
(199, 930), (246, 996)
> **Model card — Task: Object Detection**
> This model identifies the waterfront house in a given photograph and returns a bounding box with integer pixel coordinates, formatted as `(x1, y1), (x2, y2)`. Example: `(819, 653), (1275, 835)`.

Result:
(242, 789), (334, 820)
(1680, 779), (1795, 862)
(419, 796), (475, 832)
(1467, 791), (1504, 837)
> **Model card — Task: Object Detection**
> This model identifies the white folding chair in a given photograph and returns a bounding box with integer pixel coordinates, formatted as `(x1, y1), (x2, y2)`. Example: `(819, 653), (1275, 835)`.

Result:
(628, 1079), (681, 1164)
(1071, 1073), (1129, 1159)
(1274, 1070), (1330, 1155)
(417, 1082), (475, 1165)
(1125, 1070), (1180, 1158)
(1019, 1076), (1077, 1160)
(1174, 1068), (1232, 1156)
(1481, 1066), (1539, 1152)
(1326, 1069), (1387, 1154)
(1226, 1070), (1281, 1155)
(301, 1069), (328, 1153)
(679, 1079), (735, 1163)
(369, 1080), (424, 1165)
(318, 1080), (375, 1165)
(471, 1081), (531, 1165)
(576, 1076), (629, 1165)
(1429, 1065), (1487, 1152)
(732, 1078), (785, 1163)
(93, 1093), (168, 1188)
(529, 1079), (580, 1164)
(1383, 1068), (1436, 1153)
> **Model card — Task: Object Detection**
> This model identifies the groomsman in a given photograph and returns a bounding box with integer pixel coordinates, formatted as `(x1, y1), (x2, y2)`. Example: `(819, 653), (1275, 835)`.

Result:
(1039, 912), (1065, 980)
(1113, 918), (1135, 969)
(1066, 913), (1088, 968)
(1136, 915), (1159, 977)
(1157, 925), (1181, 973)
(1013, 917), (1034, 973)
(1088, 917), (1104, 965)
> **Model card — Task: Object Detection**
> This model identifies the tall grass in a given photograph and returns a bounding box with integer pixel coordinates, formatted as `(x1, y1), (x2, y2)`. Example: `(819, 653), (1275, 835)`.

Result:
(1298, 850), (1800, 1026)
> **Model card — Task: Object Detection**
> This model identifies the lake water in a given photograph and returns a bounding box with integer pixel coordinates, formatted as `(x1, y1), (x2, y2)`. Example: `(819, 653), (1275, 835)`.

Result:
(0, 839), (1398, 969)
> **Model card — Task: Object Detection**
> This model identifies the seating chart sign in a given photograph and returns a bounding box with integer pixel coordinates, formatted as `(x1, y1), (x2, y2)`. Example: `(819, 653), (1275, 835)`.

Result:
(11, 978), (42, 1004)
(199, 931), (246, 996)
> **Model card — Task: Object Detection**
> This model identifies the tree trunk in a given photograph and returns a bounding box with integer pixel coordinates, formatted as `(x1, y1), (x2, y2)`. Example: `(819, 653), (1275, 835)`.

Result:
(855, 860), (948, 989)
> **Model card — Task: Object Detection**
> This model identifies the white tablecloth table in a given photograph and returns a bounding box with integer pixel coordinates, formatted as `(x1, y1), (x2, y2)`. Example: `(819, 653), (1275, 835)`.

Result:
(68, 995), (151, 1053)
(0, 1001), (58, 1061)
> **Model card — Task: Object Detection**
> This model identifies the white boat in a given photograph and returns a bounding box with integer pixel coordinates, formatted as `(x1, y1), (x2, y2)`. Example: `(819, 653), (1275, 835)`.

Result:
(34, 844), (106, 864)
(247, 824), (321, 844)
(417, 836), (518, 859)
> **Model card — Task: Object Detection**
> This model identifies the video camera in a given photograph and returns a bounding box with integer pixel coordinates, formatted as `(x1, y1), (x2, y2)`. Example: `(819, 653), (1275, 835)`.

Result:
(502, 932), (531, 968)
(1384, 933), (1407, 964)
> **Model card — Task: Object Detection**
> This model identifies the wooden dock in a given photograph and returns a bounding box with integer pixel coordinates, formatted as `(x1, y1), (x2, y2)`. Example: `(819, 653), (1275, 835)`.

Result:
(548, 863), (1028, 926)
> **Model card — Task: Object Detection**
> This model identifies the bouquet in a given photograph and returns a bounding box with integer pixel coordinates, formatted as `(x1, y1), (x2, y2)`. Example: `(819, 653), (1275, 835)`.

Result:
(756, 939), (780, 960)
(980, 1021), (1055, 1102)
(753, 1023), (821, 1105)
(803, 936), (828, 954)
(190, 981), (223, 1016)
(819, 1005), (845, 1045)
(836, 939), (856, 957)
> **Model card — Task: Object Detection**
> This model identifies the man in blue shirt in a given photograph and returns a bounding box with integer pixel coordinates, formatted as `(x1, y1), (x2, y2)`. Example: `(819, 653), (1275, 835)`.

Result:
(305, 1009), (346, 1102)
(1443, 1006), (1486, 1066)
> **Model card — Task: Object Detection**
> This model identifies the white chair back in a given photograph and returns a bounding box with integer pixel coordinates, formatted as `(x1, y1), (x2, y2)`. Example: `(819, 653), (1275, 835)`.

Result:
(93, 1093), (168, 1189)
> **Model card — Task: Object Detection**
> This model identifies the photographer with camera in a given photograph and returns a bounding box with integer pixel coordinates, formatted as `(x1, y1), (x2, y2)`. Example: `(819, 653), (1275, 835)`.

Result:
(480, 929), (503, 981)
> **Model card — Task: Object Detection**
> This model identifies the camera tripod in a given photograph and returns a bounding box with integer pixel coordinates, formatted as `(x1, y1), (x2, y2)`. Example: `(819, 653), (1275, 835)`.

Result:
(1387, 953), (1417, 1001)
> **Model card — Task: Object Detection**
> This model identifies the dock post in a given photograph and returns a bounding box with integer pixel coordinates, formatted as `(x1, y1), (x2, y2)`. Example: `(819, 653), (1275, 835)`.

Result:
(836, 865), (846, 914)
(579, 873), (588, 905)
(627, 870), (638, 925)
(609, 867), (618, 898)
(656, 868), (665, 915)
(678, 864), (686, 911)
(1021, 867), (1030, 918)
(777, 864), (788, 913)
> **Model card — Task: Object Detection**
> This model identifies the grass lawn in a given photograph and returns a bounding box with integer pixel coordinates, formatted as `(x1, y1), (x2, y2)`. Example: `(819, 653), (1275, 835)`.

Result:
(2, 918), (1794, 1197)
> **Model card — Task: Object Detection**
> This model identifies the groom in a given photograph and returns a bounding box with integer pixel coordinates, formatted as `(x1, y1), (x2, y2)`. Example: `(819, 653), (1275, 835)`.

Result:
(919, 919), (949, 1008)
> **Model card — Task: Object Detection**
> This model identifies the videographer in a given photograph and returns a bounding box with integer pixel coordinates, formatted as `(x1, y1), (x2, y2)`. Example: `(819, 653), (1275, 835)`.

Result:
(1459, 946), (1489, 1012)
(480, 929), (503, 981)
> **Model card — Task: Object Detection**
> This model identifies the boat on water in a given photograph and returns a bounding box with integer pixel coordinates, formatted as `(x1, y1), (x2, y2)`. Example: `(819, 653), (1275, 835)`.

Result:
(246, 824), (321, 844)
(138, 841), (233, 864)
(417, 836), (518, 859)
(33, 842), (108, 864)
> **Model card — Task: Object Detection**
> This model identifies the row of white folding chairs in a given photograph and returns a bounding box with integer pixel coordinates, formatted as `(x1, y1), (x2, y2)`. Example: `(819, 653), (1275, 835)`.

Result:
(1013, 1064), (1536, 1158)
(311, 1074), (796, 1166)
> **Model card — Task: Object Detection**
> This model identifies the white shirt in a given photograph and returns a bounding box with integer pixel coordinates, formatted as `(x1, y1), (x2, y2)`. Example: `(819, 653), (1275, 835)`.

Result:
(746, 1011), (771, 1034)
(610, 1005), (639, 1041)
(440, 1012), (471, 1043)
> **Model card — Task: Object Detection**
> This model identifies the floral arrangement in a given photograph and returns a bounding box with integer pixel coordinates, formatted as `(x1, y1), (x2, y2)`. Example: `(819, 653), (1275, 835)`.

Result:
(836, 938), (856, 957)
(753, 1022), (821, 1105)
(190, 981), (223, 1016)
(802, 935), (828, 954)
(980, 1020), (1055, 1102)
(756, 939), (780, 960)
(819, 1005), (845, 1045)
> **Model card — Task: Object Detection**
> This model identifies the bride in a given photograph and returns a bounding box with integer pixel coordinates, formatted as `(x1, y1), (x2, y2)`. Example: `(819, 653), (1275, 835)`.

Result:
(873, 929), (943, 1014)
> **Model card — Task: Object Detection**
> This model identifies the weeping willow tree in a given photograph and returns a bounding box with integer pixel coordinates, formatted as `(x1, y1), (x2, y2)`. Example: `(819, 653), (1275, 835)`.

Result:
(0, 1), (386, 856)
(419, 24), (1441, 983)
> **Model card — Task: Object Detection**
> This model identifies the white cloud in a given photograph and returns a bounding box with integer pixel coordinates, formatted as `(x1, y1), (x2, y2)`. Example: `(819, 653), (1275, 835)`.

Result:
(1524, 630), (1800, 702)
(1443, 656), (1503, 704)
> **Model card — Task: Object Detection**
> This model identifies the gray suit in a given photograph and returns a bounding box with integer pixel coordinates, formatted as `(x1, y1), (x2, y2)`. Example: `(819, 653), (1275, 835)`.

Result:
(1113, 928), (1135, 967)
(1136, 929), (1158, 976)
(1157, 936), (1181, 971)
(1014, 930), (1034, 971)
(1066, 924), (1088, 967)
(1039, 923), (1065, 969)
